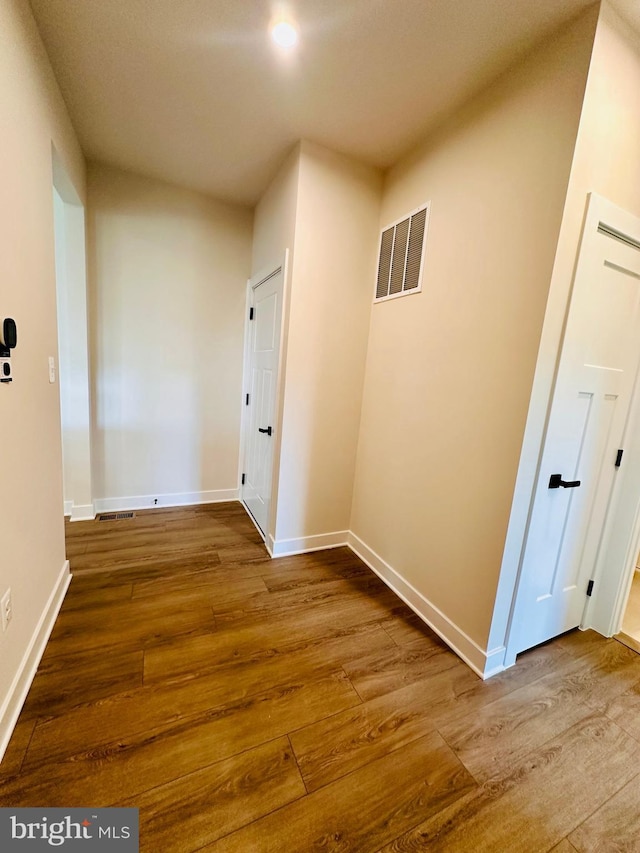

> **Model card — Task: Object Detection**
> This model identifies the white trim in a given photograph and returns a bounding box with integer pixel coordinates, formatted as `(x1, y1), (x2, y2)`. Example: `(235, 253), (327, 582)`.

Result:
(483, 645), (510, 678)
(373, 201), (430, 304)
(0, 561), (71, 764)
(347, 532), (503, 679)
(266, 249), (292, 543)
(70, 503), (95, 522)
(495, 193), (640, 663)
(94, 489), (239, 514)
(269, 531), (349, 558)
(63, 500), (72, 517)
(243, 501), (267, 542)
(258, 523), (506, 678)
(237, 277), (253, 496)
(240, 251), (291, 545)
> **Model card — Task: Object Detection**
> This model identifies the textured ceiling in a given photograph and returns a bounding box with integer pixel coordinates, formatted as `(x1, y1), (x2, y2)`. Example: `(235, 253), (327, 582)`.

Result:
(30, 0), (598, 206)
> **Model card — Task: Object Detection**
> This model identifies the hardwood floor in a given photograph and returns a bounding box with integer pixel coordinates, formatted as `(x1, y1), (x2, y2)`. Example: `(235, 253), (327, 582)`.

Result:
(2, 502), (640, 851)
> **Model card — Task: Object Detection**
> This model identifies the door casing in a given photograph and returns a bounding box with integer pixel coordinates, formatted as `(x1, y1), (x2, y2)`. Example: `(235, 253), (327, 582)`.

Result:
(504, 194), (640, 666)
(238, 252), (290, 550)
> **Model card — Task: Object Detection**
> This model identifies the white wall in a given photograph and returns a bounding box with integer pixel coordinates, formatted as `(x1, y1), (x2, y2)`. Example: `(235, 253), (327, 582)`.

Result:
(349, 8), (598, 674)
(53, 180), (93, 520)
(0, 0), (86, 759)
(87, 164), (253, 510)
(493, 1), (640, 660)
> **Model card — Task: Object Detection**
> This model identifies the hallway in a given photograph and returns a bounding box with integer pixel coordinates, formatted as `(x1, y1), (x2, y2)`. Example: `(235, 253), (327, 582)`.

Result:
(1, 503), (640, 851)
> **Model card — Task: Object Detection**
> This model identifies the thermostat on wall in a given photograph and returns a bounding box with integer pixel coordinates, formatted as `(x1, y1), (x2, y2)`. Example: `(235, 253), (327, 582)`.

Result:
(0, 357), (11, 383)
(0, 318), (17, 383)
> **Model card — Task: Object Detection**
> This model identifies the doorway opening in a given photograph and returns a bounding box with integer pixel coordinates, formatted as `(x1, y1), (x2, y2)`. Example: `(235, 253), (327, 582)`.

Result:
(503, 194), (640, 669)
(52, 148), (94, 521)
(617, 552), (640, 654)
(239, 255), (288, 548)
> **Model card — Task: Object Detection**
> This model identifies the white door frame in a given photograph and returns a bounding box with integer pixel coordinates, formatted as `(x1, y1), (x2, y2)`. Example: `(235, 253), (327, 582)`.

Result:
(584, 278), (640, 638)
(502, 194), (640, 666)
(238, 251), (290, 551)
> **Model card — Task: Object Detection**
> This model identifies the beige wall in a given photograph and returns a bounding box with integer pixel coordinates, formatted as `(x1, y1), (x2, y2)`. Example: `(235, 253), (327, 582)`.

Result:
(251, 146), (300, 279)
(0, 0), (86, 752)
(274, 141), (382, 546)
(250, 145), (301, 542)
(492, 1), (640, 654)
(250, 142), (382, 550)
(87, 164), (253, 506)
(350, 9), (598, 654)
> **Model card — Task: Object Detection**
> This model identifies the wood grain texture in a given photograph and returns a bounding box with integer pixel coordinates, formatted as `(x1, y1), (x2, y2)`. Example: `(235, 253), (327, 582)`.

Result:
(600, 676), (640, 742)
(200, 732), (475, 853)
(549, 841), (580, 853)
(24, 629), (390, 768)
(568, 773), (640, 852)
(1, 504), (639, 853)
(118, 738), (305, 852)
(378, 715), (640, 853)
(20, 647), (144, 721)
(262, 548), (369, 592)
(0, 719), (35, 781)
(438, 656), (600, 782)
(289, 678), (445, 791)
(381, 611), (448, 648)
(3, 673), (358, 806)
(341, 639), (468, 700)
(144, 599), (404, 684)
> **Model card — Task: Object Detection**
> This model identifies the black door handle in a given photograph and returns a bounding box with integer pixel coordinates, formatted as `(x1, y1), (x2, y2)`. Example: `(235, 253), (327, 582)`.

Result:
(258, 426), (272, 436)
(548, 474), (581, 489)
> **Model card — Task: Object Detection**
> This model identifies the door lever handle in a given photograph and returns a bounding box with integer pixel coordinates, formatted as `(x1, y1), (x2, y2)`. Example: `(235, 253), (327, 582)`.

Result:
(548, 474), (581, 489)
(258, 426), (272, 436)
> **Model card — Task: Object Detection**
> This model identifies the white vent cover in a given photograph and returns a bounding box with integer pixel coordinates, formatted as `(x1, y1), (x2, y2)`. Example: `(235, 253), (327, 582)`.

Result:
(375, 203), (430, 302)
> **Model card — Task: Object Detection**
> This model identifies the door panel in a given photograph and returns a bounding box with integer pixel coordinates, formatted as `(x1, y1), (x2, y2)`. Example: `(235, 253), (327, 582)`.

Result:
(512, 198), (640, 654)
(242, 270), (283, 537)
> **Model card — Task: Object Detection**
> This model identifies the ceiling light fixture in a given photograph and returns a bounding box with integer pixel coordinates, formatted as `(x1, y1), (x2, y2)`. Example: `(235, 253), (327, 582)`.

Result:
(271, 20), (299, 49)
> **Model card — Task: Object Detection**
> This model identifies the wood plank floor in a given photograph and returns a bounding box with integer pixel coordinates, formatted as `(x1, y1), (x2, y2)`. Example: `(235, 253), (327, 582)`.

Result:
(2, 503), (640, 851)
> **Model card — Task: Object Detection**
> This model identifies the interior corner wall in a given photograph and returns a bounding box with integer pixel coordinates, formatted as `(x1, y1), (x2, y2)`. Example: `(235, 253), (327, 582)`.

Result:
(251, 145), (301, 279)
(349, 7), (598, 668)
(270, 141), (382, 552)
(492, 1), (640, 656)
(87, 164), (253, 510)
(0, 0), (86, 757)
(249, 145), (301, 544)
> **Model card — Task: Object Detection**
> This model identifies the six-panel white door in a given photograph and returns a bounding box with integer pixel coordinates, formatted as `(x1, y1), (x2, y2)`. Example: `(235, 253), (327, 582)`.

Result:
(511, 196), (640, 654)
(241, 268), (283, 537)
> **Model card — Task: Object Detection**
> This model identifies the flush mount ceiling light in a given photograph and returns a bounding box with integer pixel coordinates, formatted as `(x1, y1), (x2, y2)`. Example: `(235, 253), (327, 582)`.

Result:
(271, 20), (299, 49)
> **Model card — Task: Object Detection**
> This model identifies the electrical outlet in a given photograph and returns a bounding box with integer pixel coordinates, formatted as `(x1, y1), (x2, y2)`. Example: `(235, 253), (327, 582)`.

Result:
(1, 589), (12, 632)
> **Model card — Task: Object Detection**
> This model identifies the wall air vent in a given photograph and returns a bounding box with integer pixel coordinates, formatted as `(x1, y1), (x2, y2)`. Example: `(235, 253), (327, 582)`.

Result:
(374, 203), (430, 303)
(99, 512), (136, 521)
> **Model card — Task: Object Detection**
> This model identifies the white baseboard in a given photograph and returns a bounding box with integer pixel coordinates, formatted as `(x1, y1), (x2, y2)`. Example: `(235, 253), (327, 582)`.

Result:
(70, 503), (96, 522)
(269, 530), (349, 558)
(94, 489), (239, 514)
(63, 500), (72, 517)
(0, 560), (71, 764)
(347, 532), (496, 679)
(482, 645), (509, 678)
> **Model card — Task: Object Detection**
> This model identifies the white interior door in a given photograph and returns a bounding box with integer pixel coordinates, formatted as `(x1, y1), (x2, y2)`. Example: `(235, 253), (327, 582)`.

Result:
(511, 195), (640, 655)
(241, 268), (284, 537)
